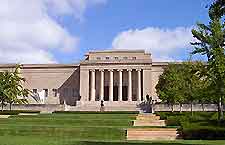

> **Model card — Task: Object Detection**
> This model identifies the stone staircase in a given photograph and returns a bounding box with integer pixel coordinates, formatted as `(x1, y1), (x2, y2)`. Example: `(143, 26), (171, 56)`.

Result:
(133, 113), (166, 126)
(127, 113), (178, 140)
(127, 128), (178, 140)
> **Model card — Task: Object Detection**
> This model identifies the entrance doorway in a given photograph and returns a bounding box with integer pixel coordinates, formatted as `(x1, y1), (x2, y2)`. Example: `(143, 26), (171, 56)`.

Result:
(122, 86), (128, 101)
(104, 86), (109, 101)
(113, 86), (118, 101)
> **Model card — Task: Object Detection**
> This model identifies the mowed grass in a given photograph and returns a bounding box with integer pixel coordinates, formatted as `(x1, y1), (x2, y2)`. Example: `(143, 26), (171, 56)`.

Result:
(0, 113), (135, 143)
(0, 113), (225, 145)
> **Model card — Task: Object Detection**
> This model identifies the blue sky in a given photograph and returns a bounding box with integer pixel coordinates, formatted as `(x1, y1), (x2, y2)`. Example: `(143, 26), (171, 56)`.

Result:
(0, 0), (211, 64)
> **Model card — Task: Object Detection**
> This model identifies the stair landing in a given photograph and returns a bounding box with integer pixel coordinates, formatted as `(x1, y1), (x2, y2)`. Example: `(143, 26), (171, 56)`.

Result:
(127, 113), (178, 140)
(127, 128), (178, 140)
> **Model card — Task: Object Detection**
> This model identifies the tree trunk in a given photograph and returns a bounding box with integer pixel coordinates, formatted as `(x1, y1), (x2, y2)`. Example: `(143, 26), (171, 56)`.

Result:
(191, 102), (193, 117)
(179, 103), (182, 113)
(171, 104), (174, 112)
(1, 100), (3, 112)
(218, 96), (224, 122)
(201, 103), (204, 112)
(9, 103), (12, 111)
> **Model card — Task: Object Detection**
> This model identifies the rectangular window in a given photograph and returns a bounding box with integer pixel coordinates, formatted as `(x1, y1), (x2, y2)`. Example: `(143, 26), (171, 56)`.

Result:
(43, 89), (48, 97)
(64, 88), (68, 96)
(52, 89), (57, 97)
(123, 57), (128, 60)
(33, 89), (37, 94)
(114, 57), (119, 60)
(72, 88), (77, 97)
(106, 57), (110, 60)
(132, 57), (136, 60)
(96, 57), (101, 60)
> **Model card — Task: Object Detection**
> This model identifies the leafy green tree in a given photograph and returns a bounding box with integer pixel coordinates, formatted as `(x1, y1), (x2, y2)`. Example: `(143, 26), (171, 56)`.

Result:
(181, 62), (206, 116)
(156, 62), (206, 114)
(191, 0), (225, 121)
(156, 63), (185, 112)
(0, 65), (29, 111)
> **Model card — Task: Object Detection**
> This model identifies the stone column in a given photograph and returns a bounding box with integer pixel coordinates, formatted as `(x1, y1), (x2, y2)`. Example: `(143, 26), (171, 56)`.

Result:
(137, 69), (142, 101)
(109, 69), (114, 101)
(90, 70), (95, 101)
(118, 69), (123, 101)
(128, 69), (132, 101)
(100, 70), (104, 101)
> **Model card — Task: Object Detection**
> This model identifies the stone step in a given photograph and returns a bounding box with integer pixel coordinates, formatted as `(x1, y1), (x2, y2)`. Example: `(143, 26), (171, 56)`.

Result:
(127, 128), (177, 140)
(0, 115), (10, 118)
(133, 120), (166, 126)
(136, 115), (160, 121)
(18, 113), (39, 115)
(76, 101), (142, 107)
(67, 106), (139, 111)
(137, 113), (156, 117)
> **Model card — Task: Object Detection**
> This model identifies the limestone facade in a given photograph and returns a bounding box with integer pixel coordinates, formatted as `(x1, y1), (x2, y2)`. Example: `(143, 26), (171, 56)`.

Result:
(0, 50), (168, 106)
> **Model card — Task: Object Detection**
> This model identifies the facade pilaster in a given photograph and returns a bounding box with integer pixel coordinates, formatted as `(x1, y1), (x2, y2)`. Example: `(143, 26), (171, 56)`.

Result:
(128, 69), (132, 101)
(137, 69), (142, 101)
(100, 69), (104, 101)
(118, 69), (123, 101)
(109, 69), (114, 101)
(90, 69), (95, 101)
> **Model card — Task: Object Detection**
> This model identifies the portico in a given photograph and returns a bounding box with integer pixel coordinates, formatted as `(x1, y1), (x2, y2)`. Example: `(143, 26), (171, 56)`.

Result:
(79, 50), (154, 104)
(89, 68), (142, 102)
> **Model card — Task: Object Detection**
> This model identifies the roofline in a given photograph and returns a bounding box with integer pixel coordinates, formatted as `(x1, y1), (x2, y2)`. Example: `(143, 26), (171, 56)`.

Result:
(152, 62), (169, 66)
(0, 63), (80, 69)
(85, 49), (148, 56)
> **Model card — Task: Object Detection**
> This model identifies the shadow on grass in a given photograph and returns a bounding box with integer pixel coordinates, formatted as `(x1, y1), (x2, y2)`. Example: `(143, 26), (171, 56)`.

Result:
(78, 141), (201, 145)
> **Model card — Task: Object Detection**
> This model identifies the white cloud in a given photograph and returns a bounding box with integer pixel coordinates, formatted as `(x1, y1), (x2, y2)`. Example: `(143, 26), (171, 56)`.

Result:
(45, 0), (107, 21)
(0, 0), (106, 64)
(112, 27), (194, 61)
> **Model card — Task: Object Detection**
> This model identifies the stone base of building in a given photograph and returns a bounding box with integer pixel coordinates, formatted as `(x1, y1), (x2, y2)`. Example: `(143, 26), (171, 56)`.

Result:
(70, 101), (143, 111)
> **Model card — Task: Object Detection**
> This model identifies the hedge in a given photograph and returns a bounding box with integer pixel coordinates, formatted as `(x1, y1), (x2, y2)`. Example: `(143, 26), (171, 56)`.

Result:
(0, 110), (40, 115)
(53, 111), (139, 114)
(180, 122), (225, 140)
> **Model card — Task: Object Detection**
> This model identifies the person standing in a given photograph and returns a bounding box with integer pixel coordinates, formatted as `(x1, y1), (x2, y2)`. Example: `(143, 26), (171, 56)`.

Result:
(100, 100), (105, 112)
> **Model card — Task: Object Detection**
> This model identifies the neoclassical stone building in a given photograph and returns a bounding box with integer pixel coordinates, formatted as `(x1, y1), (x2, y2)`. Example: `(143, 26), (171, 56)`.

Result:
(0, 50), (168, 110)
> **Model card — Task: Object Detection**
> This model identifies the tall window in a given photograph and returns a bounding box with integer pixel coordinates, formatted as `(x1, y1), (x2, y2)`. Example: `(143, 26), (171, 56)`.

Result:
(33, 89), (38, 97)
(43, 89), (48, 97)
(64, 88), (69, 96)
(114, 57), (119, 60)
(132, 57), (136, 60)
(52, 89), (57, 97)
(33, 89), (37, 94)
(72, 88), (77, 97)
(105, 57), (110, 60)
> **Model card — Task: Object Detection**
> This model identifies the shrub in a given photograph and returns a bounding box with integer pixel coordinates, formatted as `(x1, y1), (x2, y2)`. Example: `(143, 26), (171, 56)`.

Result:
(0, 110), (40, 115)
(0, 111), (18, 115)
(181, 123), (225, 140)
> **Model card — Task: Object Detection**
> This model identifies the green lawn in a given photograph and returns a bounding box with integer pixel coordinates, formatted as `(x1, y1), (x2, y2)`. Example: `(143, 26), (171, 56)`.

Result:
(0, 113), (224, 145)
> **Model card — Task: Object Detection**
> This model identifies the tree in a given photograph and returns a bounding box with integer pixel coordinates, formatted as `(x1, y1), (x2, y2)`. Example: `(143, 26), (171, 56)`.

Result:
(191, 0), (225, 121)
(181, 62), (206, 116)
(0, 65), (29, 111)
(156, 62), (206, 114)
(156, 63), (185, 112)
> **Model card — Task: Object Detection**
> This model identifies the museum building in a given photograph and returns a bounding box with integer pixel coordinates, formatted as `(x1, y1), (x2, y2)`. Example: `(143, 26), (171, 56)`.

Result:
(0, 50), (168, 109)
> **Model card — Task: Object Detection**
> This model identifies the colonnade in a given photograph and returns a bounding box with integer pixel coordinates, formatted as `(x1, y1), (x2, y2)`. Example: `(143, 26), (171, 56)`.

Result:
(90, 69), (142, 101)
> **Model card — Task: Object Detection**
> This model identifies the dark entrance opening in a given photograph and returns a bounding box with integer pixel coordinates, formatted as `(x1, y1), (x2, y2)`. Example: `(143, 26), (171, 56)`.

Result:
(122, 86), (128, 101)
(113, 86), (118, 101)
(104, 86), (109, 101)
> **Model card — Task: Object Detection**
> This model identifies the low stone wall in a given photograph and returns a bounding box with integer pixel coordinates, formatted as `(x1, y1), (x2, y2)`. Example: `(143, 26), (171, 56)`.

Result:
(154, 104), (224, 112)
(4, 104), (64, 113)
(2, 103), (224, 112)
